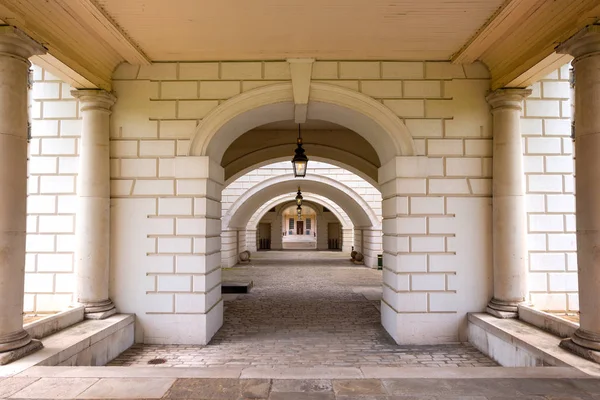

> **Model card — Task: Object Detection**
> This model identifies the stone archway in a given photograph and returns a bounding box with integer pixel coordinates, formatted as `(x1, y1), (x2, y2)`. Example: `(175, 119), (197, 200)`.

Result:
(249, 194), (352, 232)
(231, 193), (355, 261)
(166, 82), (433, 345)
(223, 173), (379, 230)
(221, 173), (381, 266)
(188, 82), (416, 167)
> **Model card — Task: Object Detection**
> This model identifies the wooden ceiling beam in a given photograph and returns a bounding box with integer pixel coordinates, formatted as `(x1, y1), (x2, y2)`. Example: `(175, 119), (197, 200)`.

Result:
(452, 0), (543, 64)
(0, 0), (151, 90)
(30, 54), (97, 89)
(454, 0), (600, 90)
(61, 0), (150, 66)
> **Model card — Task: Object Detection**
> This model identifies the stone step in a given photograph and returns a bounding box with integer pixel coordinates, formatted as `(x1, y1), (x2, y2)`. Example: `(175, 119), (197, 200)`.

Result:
(468, 312), (600, 377)
(0, 314), (134, 377)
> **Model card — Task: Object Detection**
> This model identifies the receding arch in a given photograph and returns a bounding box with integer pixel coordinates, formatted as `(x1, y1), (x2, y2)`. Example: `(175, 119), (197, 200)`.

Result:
(225, 155), (379, 188)
(223, 174), (380, 230)
(248, 193), (352, 231)
(189, 82), (415, 170)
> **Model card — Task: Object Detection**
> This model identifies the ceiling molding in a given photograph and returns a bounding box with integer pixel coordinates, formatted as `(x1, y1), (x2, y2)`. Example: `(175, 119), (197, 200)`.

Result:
(453, 0), (600, 90)
(452, 0), (542, 64)
(506, 52), (572, 88)
(0, 0), (151, 90)
(31, 54), (96, 89)
(65, 0), (150, 66)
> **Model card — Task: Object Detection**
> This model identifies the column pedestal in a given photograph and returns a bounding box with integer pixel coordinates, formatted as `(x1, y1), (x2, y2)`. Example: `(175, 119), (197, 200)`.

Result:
(0, 27), (45, 364)
(556, 25), (600, 361)
(486, 88), (531, 319)
(71, 90), (117, 319)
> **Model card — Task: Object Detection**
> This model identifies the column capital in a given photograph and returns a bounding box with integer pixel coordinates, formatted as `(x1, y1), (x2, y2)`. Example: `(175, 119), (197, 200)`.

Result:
(486, 88), (532, 111)
(557, 24), (600, 61)
(71, 89), (116, 112)
(0, 26), (45, 61)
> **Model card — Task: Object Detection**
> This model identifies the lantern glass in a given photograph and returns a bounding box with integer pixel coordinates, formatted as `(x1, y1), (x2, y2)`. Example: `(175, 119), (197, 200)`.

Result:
(292, 159), (307, 178)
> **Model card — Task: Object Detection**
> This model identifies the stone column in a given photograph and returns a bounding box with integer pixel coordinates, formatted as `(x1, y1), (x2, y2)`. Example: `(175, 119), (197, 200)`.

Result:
(557, 26), (600, 359)
(485, 88), (531, 318)
(0, 27), (45, 363)
(71, 90), (117, 319)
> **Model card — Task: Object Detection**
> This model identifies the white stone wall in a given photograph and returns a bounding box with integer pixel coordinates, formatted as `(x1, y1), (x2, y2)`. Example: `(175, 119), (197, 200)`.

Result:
(521, 65), (577, 312)
(373, 63), (495, 343)
(23, 60), (577, 343)
(25, 65), (81, 313)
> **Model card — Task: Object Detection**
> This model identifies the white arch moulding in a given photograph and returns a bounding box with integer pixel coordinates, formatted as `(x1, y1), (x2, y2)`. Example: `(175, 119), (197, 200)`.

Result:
(188, 82), (416, 170)
(224, 153), (379, 188)
(223, 174), (380, 230)
(247, 193), (352, 231)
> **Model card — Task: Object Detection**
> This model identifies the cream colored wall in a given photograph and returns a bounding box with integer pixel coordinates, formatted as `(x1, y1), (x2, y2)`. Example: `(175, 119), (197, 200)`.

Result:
(25, 65), (81, 313)
(520, 65), (577, 312)
(22, 60), (577, 343)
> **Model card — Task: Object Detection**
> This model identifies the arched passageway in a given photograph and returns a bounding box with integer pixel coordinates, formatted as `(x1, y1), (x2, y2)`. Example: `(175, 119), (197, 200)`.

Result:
(110, 77), (494, 349)
(180, 82), (445, 346)
(245, 193), (354, 253)
(221, 167), (381, 267)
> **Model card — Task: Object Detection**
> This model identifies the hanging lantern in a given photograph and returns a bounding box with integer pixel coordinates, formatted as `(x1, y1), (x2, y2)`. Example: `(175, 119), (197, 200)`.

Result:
(291, 124), (308, 177)
(295, 187), (303, 206)
(296, 205), (302, 220)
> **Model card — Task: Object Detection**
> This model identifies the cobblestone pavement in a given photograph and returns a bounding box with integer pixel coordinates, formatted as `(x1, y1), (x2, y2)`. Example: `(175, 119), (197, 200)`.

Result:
(110, 252), (497, 368)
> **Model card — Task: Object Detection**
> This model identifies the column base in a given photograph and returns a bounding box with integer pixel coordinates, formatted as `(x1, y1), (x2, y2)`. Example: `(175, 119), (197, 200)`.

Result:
(0, 329), (33, 352)
(486, 298), (519, 318)
(486, 307), (517, 319)
(80, 299), (117, 320)
(560, 336), (600, 364)
(0, 339), (43, 365)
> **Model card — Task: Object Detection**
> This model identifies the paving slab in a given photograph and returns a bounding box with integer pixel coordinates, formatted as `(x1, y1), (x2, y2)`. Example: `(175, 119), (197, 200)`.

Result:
(164, 378), (241, 399)
(271, 379), (333, 393)
(241, 379), (271, 399)
(163, 378), (270, 400)
(16, 366), (243, 378)
(77, 377), (175, 398)
(241, 367), (363, 379)
(332, 379), (387, 396)
(512, 378), (597, 397)
(360, 366), (590, 379)
(0, 378), (39, 398)
(269, 393), (335, 400)
(9, 377), (97, 398)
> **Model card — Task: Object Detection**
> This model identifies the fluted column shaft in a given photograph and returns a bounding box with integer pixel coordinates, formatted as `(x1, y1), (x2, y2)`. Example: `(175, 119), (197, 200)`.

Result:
(71, 90), (117, 319)
(486, 88), (531, 317)
(0, 27), (45, 355)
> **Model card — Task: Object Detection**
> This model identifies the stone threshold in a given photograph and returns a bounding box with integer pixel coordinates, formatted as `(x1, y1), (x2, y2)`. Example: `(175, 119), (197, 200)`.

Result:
(468, 312), (600, 377)
(0, 314), (134, 378)
(24, 306), (85, 340)
(518, 304), (578, 339)
(15, 365), (590, 379)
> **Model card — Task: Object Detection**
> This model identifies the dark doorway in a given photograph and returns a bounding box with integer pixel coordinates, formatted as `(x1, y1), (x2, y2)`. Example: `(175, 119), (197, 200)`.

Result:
(296, 221), (304, 235)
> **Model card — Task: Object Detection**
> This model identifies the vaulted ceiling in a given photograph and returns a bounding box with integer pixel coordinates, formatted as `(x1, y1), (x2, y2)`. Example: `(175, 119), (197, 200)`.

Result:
(0, 0), (598, 90)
